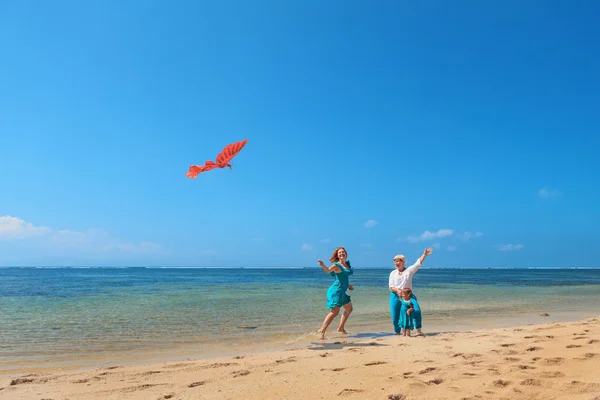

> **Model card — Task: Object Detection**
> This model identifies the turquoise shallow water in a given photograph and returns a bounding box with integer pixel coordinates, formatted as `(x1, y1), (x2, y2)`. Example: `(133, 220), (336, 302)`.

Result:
(1, 267), (599, 372)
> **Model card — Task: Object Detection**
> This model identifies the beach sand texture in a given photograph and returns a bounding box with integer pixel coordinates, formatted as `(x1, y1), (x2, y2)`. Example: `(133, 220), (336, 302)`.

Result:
(1, 316), (599, 400)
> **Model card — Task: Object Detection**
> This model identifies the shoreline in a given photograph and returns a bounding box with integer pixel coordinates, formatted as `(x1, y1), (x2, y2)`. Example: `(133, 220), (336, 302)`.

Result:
(1, 315), (598, 399)
(1, 308), (598, 379)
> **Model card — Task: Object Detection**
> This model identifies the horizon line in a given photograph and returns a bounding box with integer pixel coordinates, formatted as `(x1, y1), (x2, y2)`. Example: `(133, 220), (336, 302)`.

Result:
(1, 266), (599, 270)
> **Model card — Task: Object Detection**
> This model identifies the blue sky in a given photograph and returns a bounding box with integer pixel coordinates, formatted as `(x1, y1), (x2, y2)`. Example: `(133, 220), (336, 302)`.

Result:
(1, 0), (599, 268)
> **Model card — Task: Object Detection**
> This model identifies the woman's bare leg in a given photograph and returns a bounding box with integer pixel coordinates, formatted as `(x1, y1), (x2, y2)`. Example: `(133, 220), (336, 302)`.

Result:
(337, 302), (353, 333)
(318, 307), (340, 339)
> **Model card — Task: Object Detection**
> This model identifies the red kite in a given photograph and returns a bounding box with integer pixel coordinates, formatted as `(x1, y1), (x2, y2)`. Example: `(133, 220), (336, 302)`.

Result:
(186, 139), (248, 178)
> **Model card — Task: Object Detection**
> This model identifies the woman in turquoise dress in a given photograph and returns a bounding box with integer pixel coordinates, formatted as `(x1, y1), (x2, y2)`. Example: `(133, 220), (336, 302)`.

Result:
(317, 246), (354, 339)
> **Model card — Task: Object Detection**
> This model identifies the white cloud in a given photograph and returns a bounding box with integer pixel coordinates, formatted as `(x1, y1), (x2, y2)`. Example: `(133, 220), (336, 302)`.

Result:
(404, 228), (454, 243)
(364, 219), (377, 228)
(301, 243), (313, 251)
(495, 244), (524, 251)
(446, 245), (457, 252)
(457, 231), (483, 241)
(538, 187), (561, 199)
(0, 215), (165, 256)
(0, 216), (51, 240)
(320, 238), (331, 244)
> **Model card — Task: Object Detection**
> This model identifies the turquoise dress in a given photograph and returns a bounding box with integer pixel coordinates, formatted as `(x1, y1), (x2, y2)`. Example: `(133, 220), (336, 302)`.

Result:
(326, 261), (353, 309)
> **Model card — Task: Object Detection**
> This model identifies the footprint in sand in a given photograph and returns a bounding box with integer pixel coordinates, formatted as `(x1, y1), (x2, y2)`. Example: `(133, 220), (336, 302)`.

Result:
(115, 384), (165, 394)
(462, 373), (477, 376)
(387, 394), (406, 400)
(188, 381), (207, 388)
(588, 339), (599, 344)
(540, 357), (564, 366)
(539, 371), (565, 378)
(275, 357), (296, 364)
(427, 379), (443, 385)
(465, 360), (484, 366)
(346, 348), (363, 353)
(10, 376), (52, 386)
(520, 379), (542, 386)
(419, 367), (437, 374)
(163, 362), (194, 369)
(337, 388), (364, 396)
(364, 361), (387, 366)
(320, 367), (346, 372)
(500, 343), (515, 347)
(232, 370), (250, 377)
(493, 379), (510, 388)
(202, 362), (238, 369)
(567, 344), (582, 348)
(526, 346), (542, 351)
(138, 370), (162, 377)
(516, 365), (536, 370)
(504, 357), (520, 362)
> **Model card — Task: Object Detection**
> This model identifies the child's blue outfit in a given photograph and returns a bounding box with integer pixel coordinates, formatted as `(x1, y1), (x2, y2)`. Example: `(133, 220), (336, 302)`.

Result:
(399, 297), (416, 330)
(389, 292), (422, 333)
(326, 261), (353, 309)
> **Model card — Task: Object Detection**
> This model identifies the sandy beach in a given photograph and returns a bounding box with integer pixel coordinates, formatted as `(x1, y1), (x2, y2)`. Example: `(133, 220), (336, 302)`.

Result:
(1, 316), (599, 400)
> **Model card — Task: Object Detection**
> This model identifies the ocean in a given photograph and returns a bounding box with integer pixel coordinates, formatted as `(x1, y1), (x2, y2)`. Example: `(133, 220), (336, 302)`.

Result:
(1, 267), (599, 374)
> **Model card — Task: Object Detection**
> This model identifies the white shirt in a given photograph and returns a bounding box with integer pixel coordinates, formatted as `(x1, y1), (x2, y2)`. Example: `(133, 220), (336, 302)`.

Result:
(388, 260), (421, 290)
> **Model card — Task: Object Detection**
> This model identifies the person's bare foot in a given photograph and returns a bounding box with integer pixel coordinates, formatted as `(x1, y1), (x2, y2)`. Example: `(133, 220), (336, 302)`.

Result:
(337, 328), (348, 334)
(317, 329), (325, 340)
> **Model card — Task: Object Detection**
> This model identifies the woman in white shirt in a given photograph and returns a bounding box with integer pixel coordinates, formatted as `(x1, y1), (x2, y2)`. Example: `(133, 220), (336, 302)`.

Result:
(388, 248), (433, 336)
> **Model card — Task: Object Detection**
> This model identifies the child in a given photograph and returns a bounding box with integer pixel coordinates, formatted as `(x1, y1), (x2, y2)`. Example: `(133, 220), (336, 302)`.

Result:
(400, 288), (416, 336)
